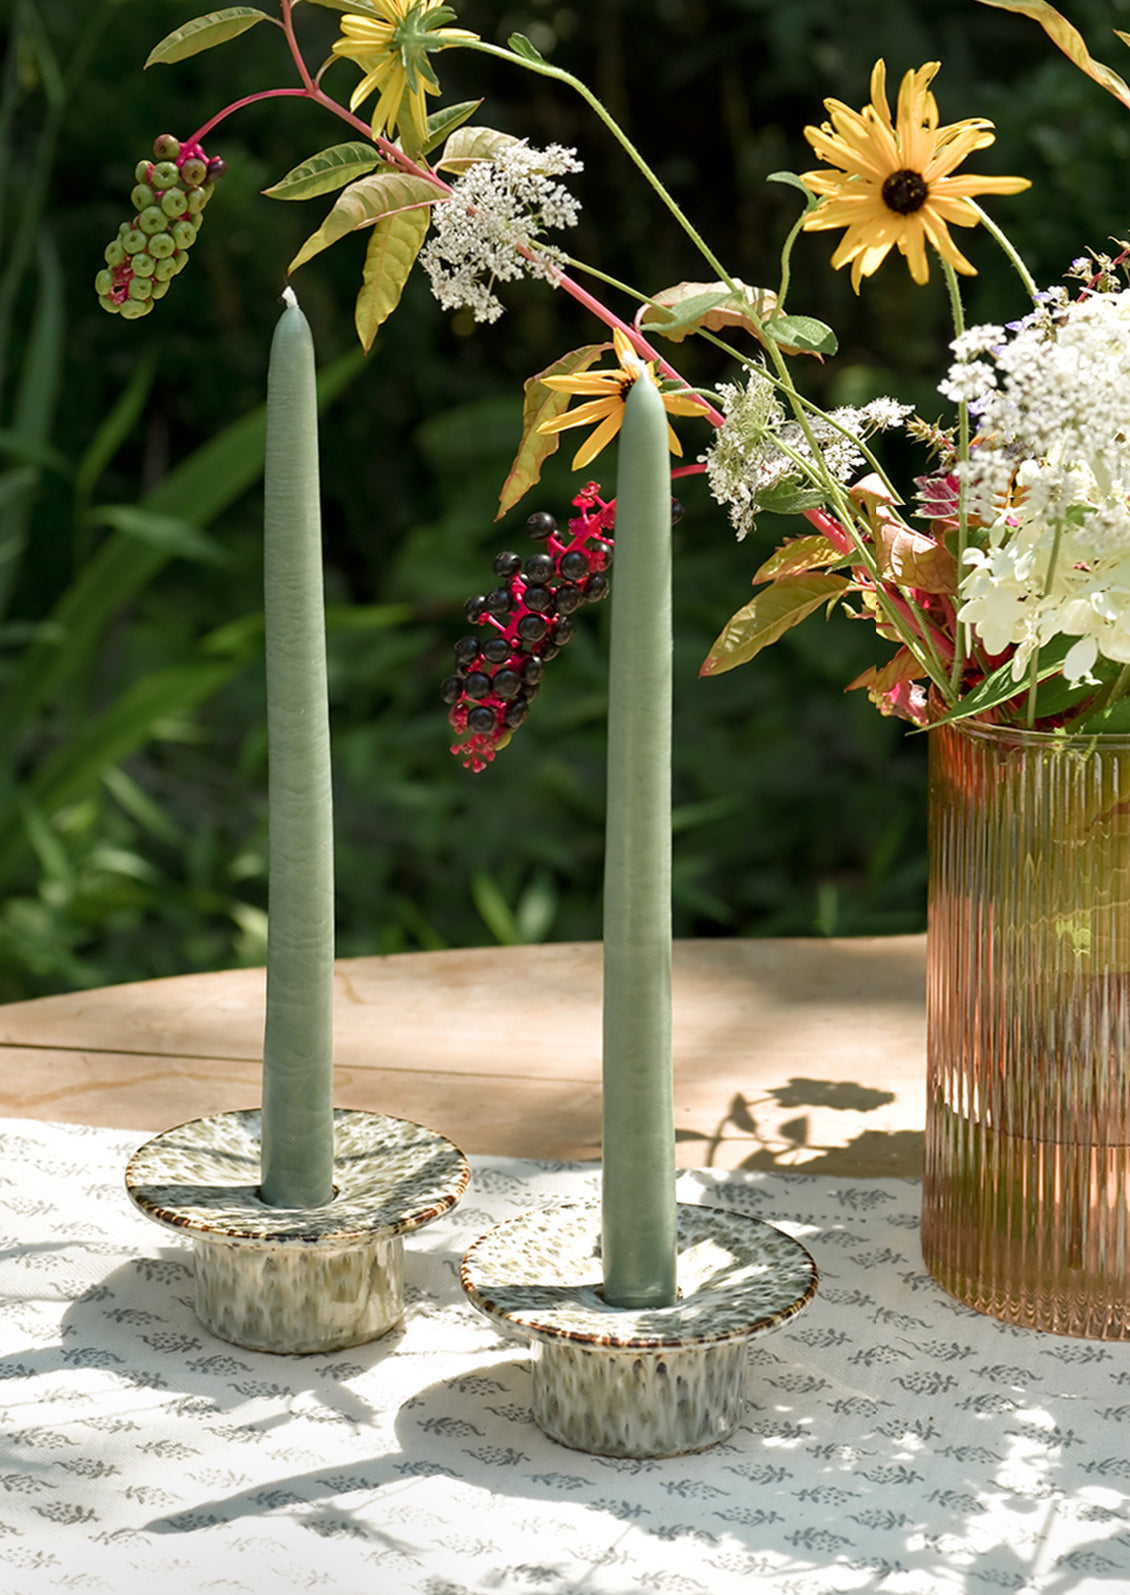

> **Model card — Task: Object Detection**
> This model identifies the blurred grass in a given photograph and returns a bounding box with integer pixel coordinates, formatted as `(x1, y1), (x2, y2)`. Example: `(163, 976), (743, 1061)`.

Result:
(1, 0), (1125, 996)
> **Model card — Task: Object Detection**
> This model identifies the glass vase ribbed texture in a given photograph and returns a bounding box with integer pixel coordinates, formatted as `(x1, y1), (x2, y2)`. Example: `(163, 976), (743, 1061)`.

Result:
(923, 721), (1130, 1339)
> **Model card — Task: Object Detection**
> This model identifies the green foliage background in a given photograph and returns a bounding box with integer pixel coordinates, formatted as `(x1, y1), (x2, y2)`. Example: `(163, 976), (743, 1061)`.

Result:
(3, 0), (1129, 997)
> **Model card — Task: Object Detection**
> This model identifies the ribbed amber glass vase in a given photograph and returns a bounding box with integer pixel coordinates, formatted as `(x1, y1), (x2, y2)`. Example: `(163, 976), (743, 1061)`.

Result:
(923, 721), (1130, 1338)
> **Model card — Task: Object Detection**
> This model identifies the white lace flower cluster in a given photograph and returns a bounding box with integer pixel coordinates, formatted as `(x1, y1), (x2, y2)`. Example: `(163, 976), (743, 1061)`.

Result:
(943, 289), (1130, 684)
(420, 140), (583, 324)
(702, 372), (911, 540)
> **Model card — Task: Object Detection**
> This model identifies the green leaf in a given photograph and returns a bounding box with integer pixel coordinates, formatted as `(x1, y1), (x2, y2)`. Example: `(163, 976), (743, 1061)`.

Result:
(700, 573), (850, 676)
(354, 205), (430, 352)
(73, 349), (158, 509)
(496, 345), (607, 520)
(0, 349), (364, 771)
(759, 314), (838, 357)
(973, 0), (1130, 110)
(145, 7), (273, 67)
(929, 637), (1075, 728)
(289, 172), (437, 273)
(1079, 694), (1130, 733)
(300, 0), (386, 12)
(507, 32), (549, 65)
(641, 289), (732, 340)
(751, 483), (830, 517)
(754, 534), (847, 582)
(0, 658), (243, 889)
(437, 124), (520, 175)
(263, 143), (382, 202)
(768, 170), (817, 202)
(422, 99), (483, 155)
(90, 505), (230, 566)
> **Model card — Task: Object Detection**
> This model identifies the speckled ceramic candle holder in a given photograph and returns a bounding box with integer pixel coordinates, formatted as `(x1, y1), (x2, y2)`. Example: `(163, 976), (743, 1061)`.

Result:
(461, 1200), (818, 1457)
(126, 1108), (469, 1354)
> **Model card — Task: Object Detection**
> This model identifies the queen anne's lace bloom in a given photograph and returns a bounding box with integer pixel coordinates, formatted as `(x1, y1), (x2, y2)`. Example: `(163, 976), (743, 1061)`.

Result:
(421, 141), (583, 323)
(944, 288), (1130, 684)
(702, 373), (911, 539)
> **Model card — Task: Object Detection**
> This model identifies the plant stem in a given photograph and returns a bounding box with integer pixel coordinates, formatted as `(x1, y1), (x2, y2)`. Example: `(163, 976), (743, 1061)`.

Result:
(969, 200), (1040, 301)
(465, 38), (739, 292)
(941, 258), (972, 698)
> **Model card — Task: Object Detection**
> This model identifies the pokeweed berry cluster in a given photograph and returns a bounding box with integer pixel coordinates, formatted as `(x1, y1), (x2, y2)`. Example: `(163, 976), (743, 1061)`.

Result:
(96, 135), (225, 319)
(444, 483), (618, 771)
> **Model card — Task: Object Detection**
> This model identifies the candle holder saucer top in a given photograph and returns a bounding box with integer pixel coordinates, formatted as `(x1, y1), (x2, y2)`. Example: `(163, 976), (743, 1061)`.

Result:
(127, 1107), (469, 1354)
(461, 1200), (817, 1457)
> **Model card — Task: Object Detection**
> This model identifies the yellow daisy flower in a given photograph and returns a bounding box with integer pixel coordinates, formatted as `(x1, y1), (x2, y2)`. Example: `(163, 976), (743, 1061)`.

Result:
(538, 328), (704, 470)
(332, 2), (478, 150)
(800, 60), (1030, 291)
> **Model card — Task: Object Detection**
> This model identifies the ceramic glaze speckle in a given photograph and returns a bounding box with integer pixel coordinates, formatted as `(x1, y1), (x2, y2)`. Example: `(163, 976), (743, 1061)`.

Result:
(126, 1109), (469, 1353)
(461, 1201), (817, 1456)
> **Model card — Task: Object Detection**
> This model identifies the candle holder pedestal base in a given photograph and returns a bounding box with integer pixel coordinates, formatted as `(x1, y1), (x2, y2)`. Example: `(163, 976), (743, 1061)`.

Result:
(461, 1201), (817, 1458)
(126, 1108), (469, 1354)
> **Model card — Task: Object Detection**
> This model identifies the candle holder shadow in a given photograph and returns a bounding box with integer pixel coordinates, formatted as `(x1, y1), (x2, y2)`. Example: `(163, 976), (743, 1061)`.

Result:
(460, 1201), (817, 1457)
(126, 1108), (469, 1354)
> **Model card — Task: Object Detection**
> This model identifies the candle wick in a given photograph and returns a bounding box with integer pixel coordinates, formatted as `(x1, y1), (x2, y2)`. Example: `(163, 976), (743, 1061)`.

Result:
(281, 284), (299, 311)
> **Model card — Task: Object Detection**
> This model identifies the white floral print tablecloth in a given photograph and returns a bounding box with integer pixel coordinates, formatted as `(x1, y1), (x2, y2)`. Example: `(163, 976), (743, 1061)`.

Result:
(2, 1117), (1130, 1595)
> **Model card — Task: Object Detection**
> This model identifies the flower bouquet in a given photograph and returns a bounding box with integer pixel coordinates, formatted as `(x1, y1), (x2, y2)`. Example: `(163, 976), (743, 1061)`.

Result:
(102, 0), (1130, 1372)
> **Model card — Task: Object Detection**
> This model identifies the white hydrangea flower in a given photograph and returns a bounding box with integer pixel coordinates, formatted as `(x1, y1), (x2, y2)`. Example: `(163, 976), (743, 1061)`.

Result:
(420, 140), (583, 323)
(943, 287), (1130, 684)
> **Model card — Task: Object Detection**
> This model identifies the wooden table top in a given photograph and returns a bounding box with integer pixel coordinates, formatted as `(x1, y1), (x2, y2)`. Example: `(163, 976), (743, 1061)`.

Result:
(0, 936), (927, 1176)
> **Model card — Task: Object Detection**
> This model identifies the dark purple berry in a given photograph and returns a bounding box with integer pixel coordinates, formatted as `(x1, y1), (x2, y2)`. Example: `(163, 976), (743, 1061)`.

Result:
(465, 594), (487, 621)
(492, 669), (524, 701)
(464, 671), (492, 700)
(523, 584), (555, 614)
(467, 705), (497, 735)
(505, 701), (530, 729)
(524, 552), (555, 583)
(441, 675), (463, 704)
(671, 498), (685, 524)
(559, 550), (590, 581)
(492, 551), (522, 578)
(481, 635), (512, 664)
(584, 572), (611, 601)
(551, 615), (576, 645)
(521, 657), (544, 685)
(485, 586), (513, 616)
(526, 510), (556, 541)
(539, 641), (561, 662)
(453, 635), (481, 664)
(555, 583), (585, 614)
(517, 613), (549, 645)
(586, 539), (613, 570)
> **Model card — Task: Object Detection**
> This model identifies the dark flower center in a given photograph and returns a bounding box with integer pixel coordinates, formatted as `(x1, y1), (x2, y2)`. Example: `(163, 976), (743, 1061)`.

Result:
(881, 168), (930, 215)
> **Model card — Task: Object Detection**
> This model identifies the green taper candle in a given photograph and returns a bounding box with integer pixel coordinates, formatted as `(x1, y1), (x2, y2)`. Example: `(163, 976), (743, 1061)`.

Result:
(260, 286), (336, 1208)
(601, 366), (678, 1308)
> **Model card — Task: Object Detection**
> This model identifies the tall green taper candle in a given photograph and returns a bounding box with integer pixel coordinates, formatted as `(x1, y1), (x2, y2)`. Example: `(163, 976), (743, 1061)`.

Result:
(601, 366), (678, 1308)
(260, 286), (336, 1209)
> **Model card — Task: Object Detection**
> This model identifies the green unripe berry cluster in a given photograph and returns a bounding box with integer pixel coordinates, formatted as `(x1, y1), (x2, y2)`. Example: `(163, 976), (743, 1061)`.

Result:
(97, 134), (225, 319)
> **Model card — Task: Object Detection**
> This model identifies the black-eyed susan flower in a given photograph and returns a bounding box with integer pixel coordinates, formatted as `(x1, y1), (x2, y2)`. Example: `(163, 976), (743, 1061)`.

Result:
(331, 2), (478, 150)
(800, 60), (1030, 291)
(538, 327), (704, 470)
